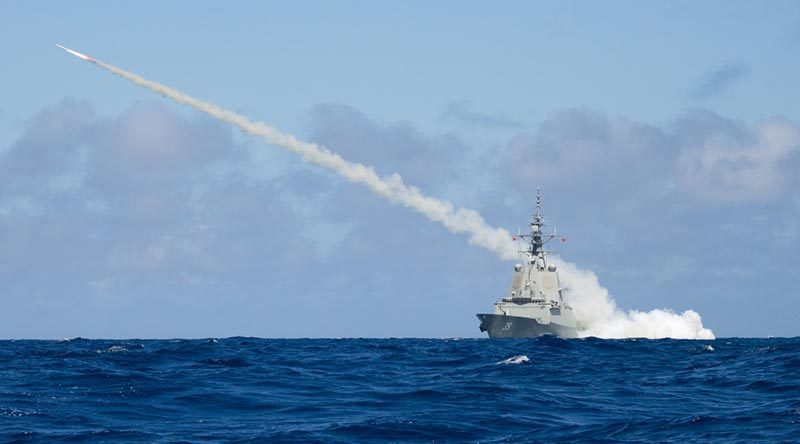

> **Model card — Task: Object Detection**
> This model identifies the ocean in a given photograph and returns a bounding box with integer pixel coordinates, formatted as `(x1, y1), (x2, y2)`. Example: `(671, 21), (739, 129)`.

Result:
(1, 337), (798, 442)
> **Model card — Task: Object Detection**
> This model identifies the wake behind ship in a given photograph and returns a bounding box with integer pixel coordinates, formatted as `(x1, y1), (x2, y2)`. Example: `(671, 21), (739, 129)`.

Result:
(477, 190), (578, 338)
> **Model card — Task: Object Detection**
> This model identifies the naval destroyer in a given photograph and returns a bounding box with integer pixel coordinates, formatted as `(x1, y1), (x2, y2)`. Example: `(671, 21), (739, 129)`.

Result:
(476, 190), (578, 338)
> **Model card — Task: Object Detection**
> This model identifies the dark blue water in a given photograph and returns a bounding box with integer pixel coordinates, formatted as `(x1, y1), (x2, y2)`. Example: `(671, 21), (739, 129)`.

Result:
(1, 337), (798, 442)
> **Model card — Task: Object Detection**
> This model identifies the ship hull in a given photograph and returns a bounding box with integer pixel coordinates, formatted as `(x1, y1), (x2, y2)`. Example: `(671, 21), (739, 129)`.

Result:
(476, 313), (578, 339)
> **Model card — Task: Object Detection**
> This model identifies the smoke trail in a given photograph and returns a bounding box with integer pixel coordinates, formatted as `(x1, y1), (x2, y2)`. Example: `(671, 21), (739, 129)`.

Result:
(553, 258), (715, 339)
(86, 56), (714, 339)
(93, 60), (518, 260)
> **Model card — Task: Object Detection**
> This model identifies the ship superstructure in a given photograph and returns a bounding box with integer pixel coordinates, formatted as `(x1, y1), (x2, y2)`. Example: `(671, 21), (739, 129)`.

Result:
(476, 190), (578, 338)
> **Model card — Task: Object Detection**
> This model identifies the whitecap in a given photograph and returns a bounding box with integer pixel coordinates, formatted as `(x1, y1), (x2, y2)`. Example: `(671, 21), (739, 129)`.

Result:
(497, 355), (530, 365)
(96, 345), (127, 354)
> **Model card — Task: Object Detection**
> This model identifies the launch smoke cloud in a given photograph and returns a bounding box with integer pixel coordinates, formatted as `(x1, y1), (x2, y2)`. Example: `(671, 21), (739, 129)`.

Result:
(60, 46), (714, 339)
(553, 259), (715, 339)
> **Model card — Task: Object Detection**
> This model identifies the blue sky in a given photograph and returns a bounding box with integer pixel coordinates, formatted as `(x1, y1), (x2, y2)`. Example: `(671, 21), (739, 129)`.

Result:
(1, 1), (798, 338)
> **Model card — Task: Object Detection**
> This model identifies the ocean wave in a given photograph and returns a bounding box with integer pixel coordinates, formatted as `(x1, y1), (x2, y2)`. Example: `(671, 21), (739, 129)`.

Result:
(496, 355), (530, 365)
(0, 337), (798, 441)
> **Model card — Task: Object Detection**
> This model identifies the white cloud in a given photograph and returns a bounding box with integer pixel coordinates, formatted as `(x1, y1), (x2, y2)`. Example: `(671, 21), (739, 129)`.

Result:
(1, 99), (797, 337)
(505, 108), (800, 203)
(677, 117), (800, 202)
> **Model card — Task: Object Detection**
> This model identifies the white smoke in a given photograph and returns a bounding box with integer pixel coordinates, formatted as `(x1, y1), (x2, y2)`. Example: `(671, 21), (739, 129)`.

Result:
(94, 60), (518, 261)
(87, 57), (714, 339)
(553, 258), (715, 339)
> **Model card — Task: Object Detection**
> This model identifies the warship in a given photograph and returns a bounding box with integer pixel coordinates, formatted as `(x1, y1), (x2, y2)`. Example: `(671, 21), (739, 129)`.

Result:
(477, 190), (578, 338)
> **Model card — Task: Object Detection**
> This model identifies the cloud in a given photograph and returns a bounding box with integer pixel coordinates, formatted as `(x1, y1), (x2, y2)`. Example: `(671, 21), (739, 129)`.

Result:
(505, 108), (800, 203)
(1, 98), (509, 338)
(305, 102), (473, 191)
(689, 62), (748, 99)
(0, 99), (310, 289)
(2, 99), (798, 337)
(0, 99), (93, 184)
(440, 100), (522, 128)
(88, 101), (241, 192)
(675, 112), (800, 201)
(506, 109), (667, 188)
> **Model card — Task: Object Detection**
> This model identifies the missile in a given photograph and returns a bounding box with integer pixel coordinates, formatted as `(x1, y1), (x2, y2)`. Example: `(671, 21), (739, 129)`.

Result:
(56, 44), (94, 63)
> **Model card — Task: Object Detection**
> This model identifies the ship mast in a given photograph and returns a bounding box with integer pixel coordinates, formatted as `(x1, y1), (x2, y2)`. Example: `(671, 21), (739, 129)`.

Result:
(518, 189), (559, 269)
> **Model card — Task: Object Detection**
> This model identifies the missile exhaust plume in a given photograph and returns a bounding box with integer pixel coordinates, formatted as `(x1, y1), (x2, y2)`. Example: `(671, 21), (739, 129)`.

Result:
(56, 44), (94, 62)
(58, 46), (518, 260)
(58, 46), (715, 339)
